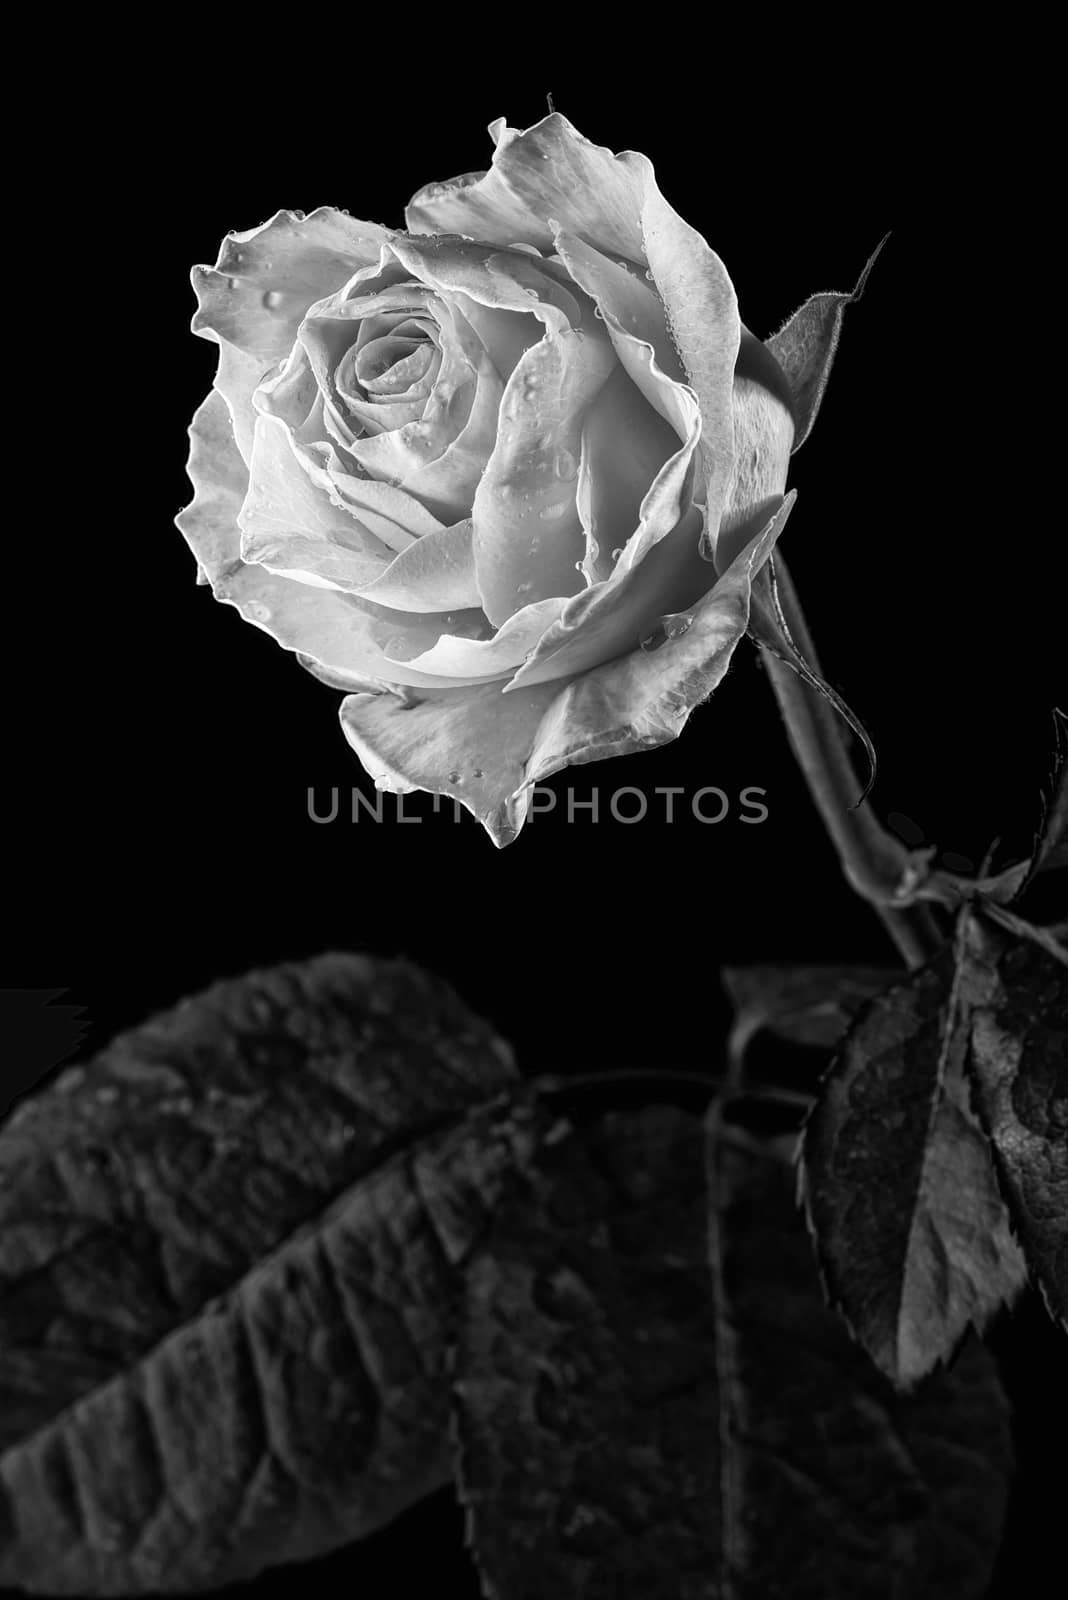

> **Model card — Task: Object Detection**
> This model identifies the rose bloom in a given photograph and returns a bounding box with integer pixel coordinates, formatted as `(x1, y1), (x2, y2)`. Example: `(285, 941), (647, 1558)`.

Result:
(180, 114), (801, 844)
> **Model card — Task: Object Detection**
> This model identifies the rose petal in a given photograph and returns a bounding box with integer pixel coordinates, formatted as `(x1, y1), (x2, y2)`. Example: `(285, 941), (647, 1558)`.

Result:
(553, 234), (684, 382)
(177, 393), (499, 691)
(339, 297), (503, 522)
(405, 115), (647, 263)
(337, 498), (792, 845)
(299, 280), (436, 447)
(351, 519), (482, 613)
(575, 368), (679, 584)
(553, 232), (697, 443)
(495, 277), (704, 683)
(451, 296), (544, 386)
(339, 678), (564, 846)
(191, 209), (388, 458)
(253, 352), (451, 554)
(238, 412), (410, 587)
(638, 177), (741, 558)
(520, 498), (790, 785)
(387, 234), (583, 331)
(394, 596), (567, 679)
(507, 505), (701, 690)
(511, 492), (793, 690)
(471, 326), (617, 627)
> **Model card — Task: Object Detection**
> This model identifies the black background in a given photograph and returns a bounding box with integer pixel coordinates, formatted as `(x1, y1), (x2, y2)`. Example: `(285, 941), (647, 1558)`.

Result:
(7, 49), (1064, 1599)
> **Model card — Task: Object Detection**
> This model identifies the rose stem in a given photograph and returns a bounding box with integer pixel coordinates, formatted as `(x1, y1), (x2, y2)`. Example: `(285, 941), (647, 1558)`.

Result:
(758, 554), (943, 970)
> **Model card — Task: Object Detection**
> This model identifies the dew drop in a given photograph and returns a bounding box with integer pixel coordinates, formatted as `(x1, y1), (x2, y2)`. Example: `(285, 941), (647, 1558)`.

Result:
(573, 559), (585, 572)
(516, 581), (533, 595)
(553, 447), (577, 480)
(262, 289), (283, 310)
(592, 305), (605, 320)
(448, 769), (463, 783)
(538, 501), (568, 521)
(248, 602), (272, 622)
(227, 276), (241, 290)
(472, 767), (484, 779)
(610, 546), (624, 562)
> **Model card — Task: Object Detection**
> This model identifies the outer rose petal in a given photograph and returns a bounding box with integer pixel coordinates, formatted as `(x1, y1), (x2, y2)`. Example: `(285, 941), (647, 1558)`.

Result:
(338, 497), (793, 845)
(339, 680), (565, 846)
(191, 208), (388, 462)
(523, 496), (791, 777)
(637, 176), (741, 559)
(405, 115), (647, 262)
(177, 393), (507, 693)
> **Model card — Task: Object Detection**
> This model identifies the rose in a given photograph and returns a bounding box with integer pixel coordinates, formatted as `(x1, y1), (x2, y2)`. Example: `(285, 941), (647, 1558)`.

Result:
(181, 113), (814, 845)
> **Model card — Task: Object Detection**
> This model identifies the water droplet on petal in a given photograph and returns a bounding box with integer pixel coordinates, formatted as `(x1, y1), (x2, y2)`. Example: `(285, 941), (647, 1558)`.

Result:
(472, 767), (484, 779)
(262, 289), (283, 310)
(663, 615), (693, 640)
(538, 501), (569, 521)
(610, 546), (624, 562)
(553, 448), (577, 480)
(448, 770), (463, 783)
(516, 581), (533, 595)
(573, 559), (585, 572)
(248, 602), (272, 622)
(227, 276), (241, 290)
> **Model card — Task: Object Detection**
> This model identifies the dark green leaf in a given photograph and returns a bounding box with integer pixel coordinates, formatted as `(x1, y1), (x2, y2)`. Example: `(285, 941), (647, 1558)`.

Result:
(961, 910), (1068, 1328)
(1016, 707), (1068, 896)
(721, 964), (899, 1073)
(766, 234), (889, 452)
(0, 953), (521, 1594)
(452, 1106), (1011, 1599)
(800, 949), (1027, 1388)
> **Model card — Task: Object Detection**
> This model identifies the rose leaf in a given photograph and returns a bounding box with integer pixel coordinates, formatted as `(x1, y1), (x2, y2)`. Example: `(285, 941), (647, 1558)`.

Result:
(450, 1104), (1011, 1600)
(1015, 706), (1068, 898)
(799, 947), (1027, 1389)
(961, 908), (1068, 1329)
(0, 954), (524, 1594)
